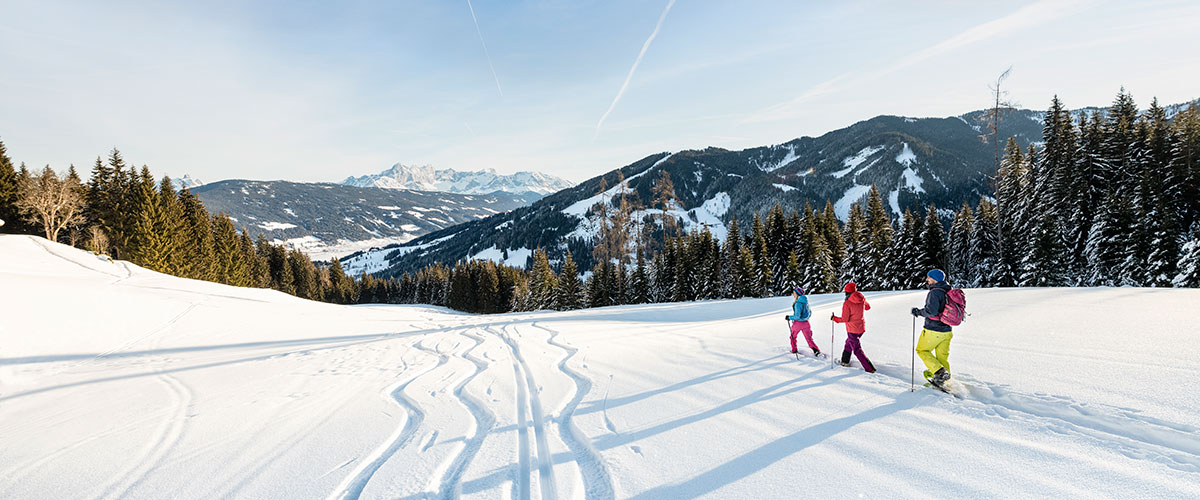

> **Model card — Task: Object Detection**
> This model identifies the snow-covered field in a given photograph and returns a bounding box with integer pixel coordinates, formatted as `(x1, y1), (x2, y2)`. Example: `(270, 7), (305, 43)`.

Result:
(3, 234), (1199, 499)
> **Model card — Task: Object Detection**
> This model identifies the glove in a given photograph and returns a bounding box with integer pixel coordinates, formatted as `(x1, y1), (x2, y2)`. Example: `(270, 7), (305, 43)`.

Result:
(830, 313), (837, 321)
(784, 315), (791, 321)
(911, 307), (922, 317)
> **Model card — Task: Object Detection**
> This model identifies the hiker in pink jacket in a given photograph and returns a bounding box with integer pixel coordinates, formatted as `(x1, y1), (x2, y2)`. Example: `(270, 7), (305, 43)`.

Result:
(830, 282), (875, 373)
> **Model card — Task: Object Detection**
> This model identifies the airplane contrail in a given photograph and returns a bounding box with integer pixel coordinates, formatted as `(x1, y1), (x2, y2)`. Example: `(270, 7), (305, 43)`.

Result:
(467, 0), (503, 97)
(595, 0), (676, 135)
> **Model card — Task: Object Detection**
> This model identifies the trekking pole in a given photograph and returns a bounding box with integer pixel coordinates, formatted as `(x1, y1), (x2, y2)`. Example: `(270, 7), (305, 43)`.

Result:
(787, 319), (797, 360)
(911, 315), (916, 392)
(830, 320), (834, 370)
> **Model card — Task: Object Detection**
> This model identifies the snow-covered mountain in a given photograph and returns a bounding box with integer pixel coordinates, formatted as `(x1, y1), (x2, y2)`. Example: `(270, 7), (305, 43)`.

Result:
(342, 164), (574, 196)
(191, 180), (538, 261)
(355, 99), (1197, 276)
(171, 174), (203, 191)
(4, 234), (1196, 499)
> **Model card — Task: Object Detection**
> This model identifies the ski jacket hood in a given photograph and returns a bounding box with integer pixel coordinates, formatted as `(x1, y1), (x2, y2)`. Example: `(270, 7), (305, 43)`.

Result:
(832, 290), (870, 334)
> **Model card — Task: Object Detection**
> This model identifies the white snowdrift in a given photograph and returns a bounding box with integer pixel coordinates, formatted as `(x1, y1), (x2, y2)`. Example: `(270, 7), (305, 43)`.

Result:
(2, 234), (1198, 499)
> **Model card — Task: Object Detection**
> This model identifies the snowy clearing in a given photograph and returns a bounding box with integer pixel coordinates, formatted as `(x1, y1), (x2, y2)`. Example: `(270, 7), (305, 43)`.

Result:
(833, 184), (873, 221)
(895, 142), (916, 166)
(257, 222), (298, 231)
(831, 145), (884, 178)
(468, 245), (534, 268)
(2, 235), (1198, 499)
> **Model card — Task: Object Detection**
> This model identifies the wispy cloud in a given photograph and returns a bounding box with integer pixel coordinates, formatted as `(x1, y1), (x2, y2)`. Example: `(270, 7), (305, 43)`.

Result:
(595, 0), (676, 135)
(741, 0), (1088, 124)
(467, 0), (503, 97)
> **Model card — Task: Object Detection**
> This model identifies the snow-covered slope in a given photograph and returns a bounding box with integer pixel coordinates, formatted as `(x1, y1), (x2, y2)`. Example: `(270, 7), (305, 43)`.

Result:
(3, 235), (1198, 499)
(343, 164), (575, 196)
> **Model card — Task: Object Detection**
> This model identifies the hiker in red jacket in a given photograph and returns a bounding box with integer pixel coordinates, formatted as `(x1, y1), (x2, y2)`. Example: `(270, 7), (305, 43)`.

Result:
(830, 282), (876, 373)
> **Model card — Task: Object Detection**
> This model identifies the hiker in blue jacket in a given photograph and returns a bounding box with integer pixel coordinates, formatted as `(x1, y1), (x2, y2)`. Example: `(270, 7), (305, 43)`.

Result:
(911, 269), (954, 388)
(785, 286), (821, 356)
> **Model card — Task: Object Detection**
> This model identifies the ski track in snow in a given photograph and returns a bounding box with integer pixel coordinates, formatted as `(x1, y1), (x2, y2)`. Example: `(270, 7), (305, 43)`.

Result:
(534, 322), (616, 500)
(327, 339), (441, 500)
(496, 326), (533, 500)
(95, 373), (192, 500)
(81, 305), (192, 500)
(497, 325), (559, 500)
(427, 328), (495, 500)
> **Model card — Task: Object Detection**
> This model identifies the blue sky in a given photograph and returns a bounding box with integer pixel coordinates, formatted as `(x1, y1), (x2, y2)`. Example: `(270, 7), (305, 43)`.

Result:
(1, 0), (1198, 183)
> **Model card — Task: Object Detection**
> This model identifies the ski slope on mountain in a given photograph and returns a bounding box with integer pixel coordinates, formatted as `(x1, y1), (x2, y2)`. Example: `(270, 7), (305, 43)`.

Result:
(2, 235), (1198, 499)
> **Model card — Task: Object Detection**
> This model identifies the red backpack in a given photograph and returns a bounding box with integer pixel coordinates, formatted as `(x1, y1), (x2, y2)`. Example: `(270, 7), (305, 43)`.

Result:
(932, 289), (967, 326)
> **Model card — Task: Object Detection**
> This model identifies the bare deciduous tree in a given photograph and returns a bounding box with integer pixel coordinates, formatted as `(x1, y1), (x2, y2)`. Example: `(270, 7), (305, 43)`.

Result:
(17, 165), (86, 242)
(978, 67), (1019, 172)
(85, 225), (109, 255)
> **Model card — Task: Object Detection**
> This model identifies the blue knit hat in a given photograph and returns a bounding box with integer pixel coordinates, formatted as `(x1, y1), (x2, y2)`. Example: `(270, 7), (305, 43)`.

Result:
(792, 286), (805, 296)
(927, 269), (946, 282)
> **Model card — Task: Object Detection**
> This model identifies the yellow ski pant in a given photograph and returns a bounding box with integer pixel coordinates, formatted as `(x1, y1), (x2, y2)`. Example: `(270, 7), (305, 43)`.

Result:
(916, 328), (953, 375)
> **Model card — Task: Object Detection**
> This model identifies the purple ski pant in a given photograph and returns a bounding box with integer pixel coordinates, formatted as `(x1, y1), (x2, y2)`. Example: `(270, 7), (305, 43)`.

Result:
(789, 320), (818, 352)
(843, 332), (876, 372)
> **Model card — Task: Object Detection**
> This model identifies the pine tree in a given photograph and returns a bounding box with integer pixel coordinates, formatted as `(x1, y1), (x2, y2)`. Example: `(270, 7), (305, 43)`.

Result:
(104, 150), (134, 258)
(784, 251), (802, 290)
(800, 205), (837, 293)
(212, 213), (251, 286)
(1174, 230), (1200, 287)
(841, 203), (869, 287)
(947, 202), (975, 283)
(921, 205), (946, 273)
(528, 249), (558, 310)
(970, 198), (1003, 287)
(1021, 96), (1076, 285)
(820, 201), (846, 270)
(477, 261), (501, 313)
(588, 261), (612, 308)
(1171, 104), (1200, 233)
(994, 138), (1027, 286)
(766, 204), (789, 291)
(629, 248), (650, 304)
(448, 261), (473, 311)
(863, 185), (894, 290)
(672, 237), (694, 302)
(245, 234), (270, 288)
(267, 244), (295, 294)
(1085, 190), (1135, 286)
(0, 139), (21, 233)
(556, 251), (585, 310)
(1140, 99), (1180, 287)
(290, 250), (321, 299)
(326, 259), (357, 304)
(738, 245), (756, 297)
(178, 189), (215, 281)
(753, 222), (771, 297)
(158, 177), (187, 275)
(723, 216), (743, 298)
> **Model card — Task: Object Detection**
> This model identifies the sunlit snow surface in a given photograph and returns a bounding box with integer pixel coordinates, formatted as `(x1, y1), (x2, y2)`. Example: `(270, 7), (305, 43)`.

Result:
(2, 235), (1198, 499)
